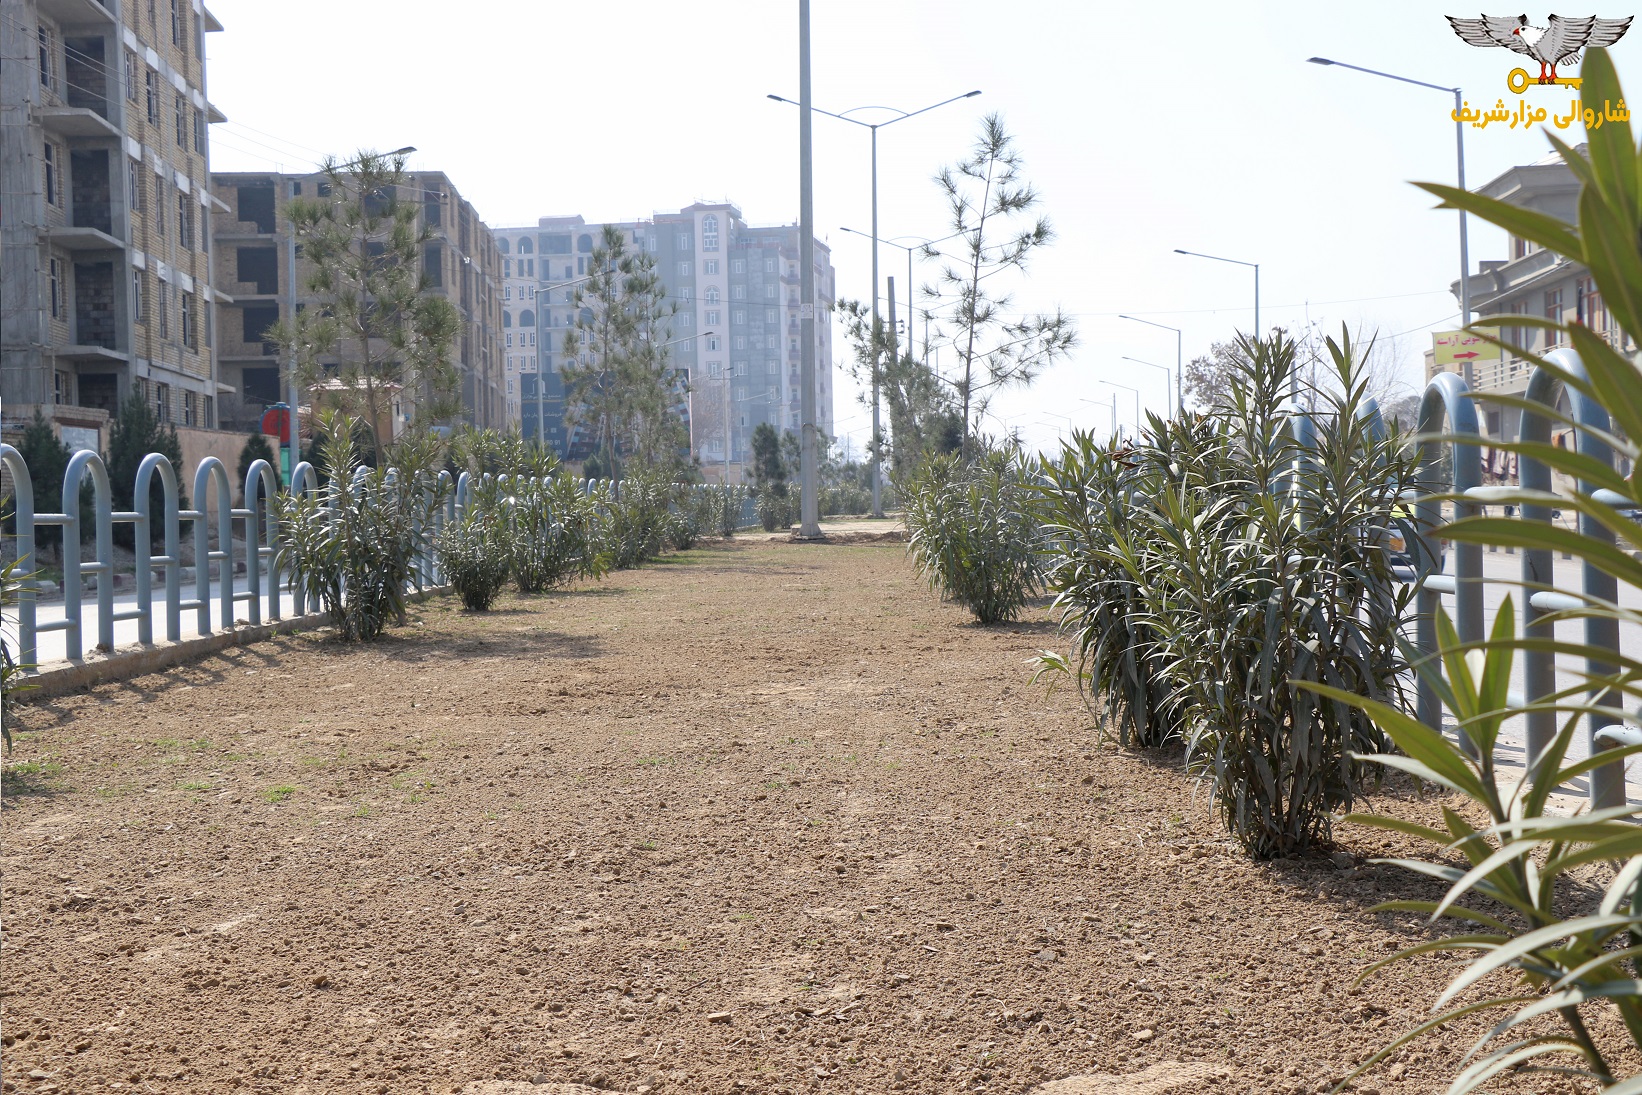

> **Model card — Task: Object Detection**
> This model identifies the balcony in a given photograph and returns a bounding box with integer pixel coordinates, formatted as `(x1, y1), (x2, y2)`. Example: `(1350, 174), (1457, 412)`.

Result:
(36, 0), (114, 27)
(39, 105), (118, 139)
(45, 225), (122, 251)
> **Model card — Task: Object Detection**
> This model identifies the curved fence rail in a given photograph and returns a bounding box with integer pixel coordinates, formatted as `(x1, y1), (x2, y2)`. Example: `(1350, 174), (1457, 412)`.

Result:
(1399, 349), (1634, 810)
(1, 457), (753, 676)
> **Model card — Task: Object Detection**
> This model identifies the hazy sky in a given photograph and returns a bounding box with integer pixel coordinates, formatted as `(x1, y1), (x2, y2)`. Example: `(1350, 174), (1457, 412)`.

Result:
(204, 1), (1641, 454)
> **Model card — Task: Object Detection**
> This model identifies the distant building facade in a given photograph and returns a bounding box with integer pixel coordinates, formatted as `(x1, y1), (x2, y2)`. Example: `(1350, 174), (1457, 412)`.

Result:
(1, 0), (228, 446)
(208, 170), (504, 436)
(493, 202), (835, 476)
(1434, 146), (1635, 441)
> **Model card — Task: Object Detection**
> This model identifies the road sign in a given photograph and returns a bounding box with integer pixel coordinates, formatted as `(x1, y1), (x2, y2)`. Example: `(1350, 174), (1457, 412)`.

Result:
(1433, 328), (1503, 366)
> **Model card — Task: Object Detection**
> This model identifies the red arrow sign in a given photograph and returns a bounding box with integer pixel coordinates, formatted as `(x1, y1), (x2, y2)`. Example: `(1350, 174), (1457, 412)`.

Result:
(1451, 351), (1481, 359)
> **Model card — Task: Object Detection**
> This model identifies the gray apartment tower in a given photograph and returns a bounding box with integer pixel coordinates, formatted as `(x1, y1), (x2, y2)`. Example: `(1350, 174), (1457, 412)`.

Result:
(1, 0), (227, 443)
(494, 202), (835, 478)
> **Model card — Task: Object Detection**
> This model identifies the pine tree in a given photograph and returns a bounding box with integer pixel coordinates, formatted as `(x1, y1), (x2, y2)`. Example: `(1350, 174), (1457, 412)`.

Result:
(270, 149), (462, 460)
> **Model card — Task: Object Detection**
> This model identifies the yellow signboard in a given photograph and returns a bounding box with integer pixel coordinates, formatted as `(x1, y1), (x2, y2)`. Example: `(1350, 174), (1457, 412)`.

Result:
(1433, 328), (1504, 366)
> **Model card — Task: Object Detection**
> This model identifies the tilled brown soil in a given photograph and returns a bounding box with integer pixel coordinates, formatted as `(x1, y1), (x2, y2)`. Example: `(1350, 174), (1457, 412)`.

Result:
(0, 537), (1627, 1094)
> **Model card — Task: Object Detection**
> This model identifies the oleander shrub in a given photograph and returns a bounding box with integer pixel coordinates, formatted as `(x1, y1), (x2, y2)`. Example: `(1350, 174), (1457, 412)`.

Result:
(707, 484), (748, 537)
(508, 474), (608, 593)
(436, 512), (511, 611)
(756, 488), (789, 533)
(903, 446), (1041, 624)
(604, 474), (671, 569)
(276, 413), (441, 642)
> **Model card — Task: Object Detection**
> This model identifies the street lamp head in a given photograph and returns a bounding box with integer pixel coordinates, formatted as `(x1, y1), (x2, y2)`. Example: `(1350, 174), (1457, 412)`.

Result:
(964, 90), (982, 98)
(388, 146), (417, 156)
(1307, 57), (1336, 66)
(1172, 249), (1188, 255)
(767, 94), (787, 103)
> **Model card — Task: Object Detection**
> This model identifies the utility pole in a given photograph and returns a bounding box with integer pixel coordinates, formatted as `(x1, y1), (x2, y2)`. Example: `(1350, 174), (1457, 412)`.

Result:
(886, 275), (898, 479)
(795, 0), (822, 538)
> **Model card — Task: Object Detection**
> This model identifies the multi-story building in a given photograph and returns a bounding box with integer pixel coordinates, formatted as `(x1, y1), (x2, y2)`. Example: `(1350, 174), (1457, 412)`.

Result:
(208, 169), (504, 436)
(1433, 145), (1635, 441)
(1, 0), (228, 445)
(493, 202), (835, 478)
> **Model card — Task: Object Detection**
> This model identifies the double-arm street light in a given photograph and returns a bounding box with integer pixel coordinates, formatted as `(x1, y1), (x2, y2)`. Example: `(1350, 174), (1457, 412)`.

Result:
(1119, 315), (1183, 416)
(771, 88), (981, 516)
(1120, 357), (1172, 416)
(839, 226), (964, 370)
(1308, 56), (1472, 386)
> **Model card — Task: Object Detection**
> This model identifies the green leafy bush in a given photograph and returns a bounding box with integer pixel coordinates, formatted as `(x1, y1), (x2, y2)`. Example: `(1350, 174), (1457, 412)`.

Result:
(507, 475), (607, 593)
(275, 414), (440, 642)
(604, 475), (672, 568)
(755, 488), (789, 533)
(1308, 48), (1642, 1091)
(903, 447), (1041, 624)
(1309, 602), (1642, 1092)
(706, 484), (747, 537)
(436, 513), (511, 611)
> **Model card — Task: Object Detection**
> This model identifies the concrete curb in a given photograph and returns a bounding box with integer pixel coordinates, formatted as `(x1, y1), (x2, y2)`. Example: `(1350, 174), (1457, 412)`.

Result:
(16, 586), (451, 702)
(18, 611), (333, 701)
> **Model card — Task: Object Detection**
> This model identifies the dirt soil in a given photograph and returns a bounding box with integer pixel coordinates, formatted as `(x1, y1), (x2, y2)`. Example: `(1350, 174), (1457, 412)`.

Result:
(1, 537), (1630, 1094)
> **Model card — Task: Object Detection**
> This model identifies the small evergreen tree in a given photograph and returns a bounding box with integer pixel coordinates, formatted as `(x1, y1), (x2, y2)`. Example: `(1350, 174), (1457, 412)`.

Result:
(238, 432), (281, 506)
(9, 411), (73, 552)
(106, 399), (187, 548)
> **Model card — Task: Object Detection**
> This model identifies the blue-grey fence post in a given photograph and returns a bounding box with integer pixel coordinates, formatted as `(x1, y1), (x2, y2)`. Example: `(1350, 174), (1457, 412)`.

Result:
(61, 451), (115, 658)
(288, 461), (318, 617)
(1, 444), (38, 667)
(242, 459), (279, 626)
(133, 454), (181, 645)
(1414, 371), (1482, 733)
(193, 458), (235, 635)
(1517, 364), (1562, 774)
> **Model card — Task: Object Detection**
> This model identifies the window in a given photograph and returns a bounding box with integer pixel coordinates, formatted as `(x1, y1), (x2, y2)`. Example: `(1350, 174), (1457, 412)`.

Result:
(496, 237), (510, 254)
(181, 291), (195, 347)
(125, 50), (139, 101)
(194, 108), (205, 152)
(677, 232), (691, 250)
(1577, 275), (1608, 333)
(155, 381), (170, 421)
(133, 270), (145, 323)
(1544, 287), (1562, 325)
(526, 258), (533, 276)
(170, 0), (182, 46)
(707, 361), (723, 378)
(731, 285), (745, 300)
(765, 259), (776, 273)
(766, 308), (777, 323)
(504, 286), (511, 301)
(732, 259), (745, 274)
(679, 286), (693, 301)
(48, 258), (62, 319)
(518, 309), (534, 327)
(145, 70), (159, 123)
(706, 336), (720, 351)
(157, 281), (169, 338)
(518, 236), (533, 254)
(129, 162), (141, 214)
(507, 333), (514, 347)
(703, 259), (718, 275)
(678, 261), (691, 276)
(178, 192), (193, 250)
(706, 310), (720, 325)
(705, 286), (719, 304)
(43, 143), (58, 206)
(677, 311), (692, 327)
(55, 371), (69, 405)
(733, 310), (745, 325)
(702, 214), (719, 252)
(183, 391), (197, 427)
(734, 336), (746, 350)
(764, 285), (776, 299)
(37, 25), (55, 90)
(175, 93), (186, 145)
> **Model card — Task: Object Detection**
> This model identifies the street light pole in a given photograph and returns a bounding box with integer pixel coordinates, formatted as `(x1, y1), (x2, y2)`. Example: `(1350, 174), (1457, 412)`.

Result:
(1120, 356), (1172, 417)
(1308, 56), (1472, 384)
(796, 0), (821, 538)
(1174, 248), (1274, 394)
(1099, 379), (1141, 438)
(1119, 314), (1183, 416)
(1077, 396), (1117, 440)
(769, 88), (981, 517)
